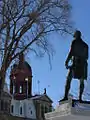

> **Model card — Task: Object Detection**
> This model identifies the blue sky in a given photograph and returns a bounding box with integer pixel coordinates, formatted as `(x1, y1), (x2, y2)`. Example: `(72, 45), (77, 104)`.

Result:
(6, 1), (90, 107)
(27, 0), (90, 107)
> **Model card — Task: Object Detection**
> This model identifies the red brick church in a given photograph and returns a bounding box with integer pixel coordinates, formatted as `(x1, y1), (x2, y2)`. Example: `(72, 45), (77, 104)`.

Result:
(9, 53), (53, 120)
(10, 53), (32, 100)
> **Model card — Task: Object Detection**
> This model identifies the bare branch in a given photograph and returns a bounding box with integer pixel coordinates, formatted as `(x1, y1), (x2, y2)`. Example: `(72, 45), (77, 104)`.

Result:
(0, 0), (74, 89)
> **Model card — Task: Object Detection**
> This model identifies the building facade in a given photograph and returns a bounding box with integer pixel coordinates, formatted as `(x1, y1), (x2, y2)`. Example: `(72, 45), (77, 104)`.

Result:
(0, 90), (12, 113)
(10, 99), (36, 119)
(9, 53), (53, 120)
(31, 94), (53, 120)
(10, 93), (53, 120)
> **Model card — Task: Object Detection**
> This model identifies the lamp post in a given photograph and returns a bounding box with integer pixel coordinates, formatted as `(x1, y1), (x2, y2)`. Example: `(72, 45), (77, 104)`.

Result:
(25, 77), (28, 99)
(37, 80), (40, 94)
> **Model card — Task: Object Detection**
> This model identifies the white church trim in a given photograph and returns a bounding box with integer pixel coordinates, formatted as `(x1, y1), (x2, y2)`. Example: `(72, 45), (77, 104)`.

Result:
(10, 98), (36, 119)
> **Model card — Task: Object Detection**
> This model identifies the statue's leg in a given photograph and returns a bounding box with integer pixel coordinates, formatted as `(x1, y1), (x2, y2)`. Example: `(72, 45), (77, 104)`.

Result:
(64, 70), (72, 99)
(59, 70), (72, 102)
(79, 79), (84, 101)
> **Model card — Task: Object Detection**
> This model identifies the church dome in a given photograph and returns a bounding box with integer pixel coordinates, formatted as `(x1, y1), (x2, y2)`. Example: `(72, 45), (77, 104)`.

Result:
(10, 61), (32, 81)
(10, 54), (32, 100)
(24, 61), (32, 73)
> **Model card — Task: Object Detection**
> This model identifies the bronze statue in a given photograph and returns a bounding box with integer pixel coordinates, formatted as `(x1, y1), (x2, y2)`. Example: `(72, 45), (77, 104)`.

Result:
(60, 30), (88, 102)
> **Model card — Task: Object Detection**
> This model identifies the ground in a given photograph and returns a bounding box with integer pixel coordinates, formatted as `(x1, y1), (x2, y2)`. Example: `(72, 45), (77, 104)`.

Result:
(0, 113), (36, 120)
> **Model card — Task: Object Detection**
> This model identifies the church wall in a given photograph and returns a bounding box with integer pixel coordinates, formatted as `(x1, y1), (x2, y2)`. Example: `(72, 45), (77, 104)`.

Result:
(24, 99), (36, 119)
(33, 97), (53, 120)
(10, 99), (36, 119)
(10, 99), (19, 116)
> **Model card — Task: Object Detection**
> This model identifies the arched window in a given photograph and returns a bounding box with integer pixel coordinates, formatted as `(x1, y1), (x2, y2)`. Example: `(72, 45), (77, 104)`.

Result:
(11, 105), (14, 113)
(15, 84), (18, 93)
(1, 100), (4, 111)
(31, 110), (32, 114)
(20, 106), (22, 115)
(41, 105), (44, 119)
(19, 85), (22, 93)
(45, 106), (48, 113)
(13, 85), (15, 94)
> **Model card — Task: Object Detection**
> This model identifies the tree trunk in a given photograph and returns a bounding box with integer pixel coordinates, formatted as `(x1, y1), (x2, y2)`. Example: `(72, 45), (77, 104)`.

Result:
(0, 58), (11, 94)
(0, 69), (6, 96)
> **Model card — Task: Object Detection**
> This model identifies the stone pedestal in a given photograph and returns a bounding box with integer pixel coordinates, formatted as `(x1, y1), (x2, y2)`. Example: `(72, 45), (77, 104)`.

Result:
(45, 96), (90, 120)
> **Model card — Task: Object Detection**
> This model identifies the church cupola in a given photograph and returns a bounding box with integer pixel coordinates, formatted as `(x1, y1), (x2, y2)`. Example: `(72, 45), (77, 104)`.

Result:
(10, 54), (32, 100)
(19, 53), (24, 66)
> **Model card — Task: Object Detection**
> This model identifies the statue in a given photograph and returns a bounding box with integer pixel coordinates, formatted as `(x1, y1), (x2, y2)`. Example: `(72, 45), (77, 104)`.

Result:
(60, 30), (89, 102)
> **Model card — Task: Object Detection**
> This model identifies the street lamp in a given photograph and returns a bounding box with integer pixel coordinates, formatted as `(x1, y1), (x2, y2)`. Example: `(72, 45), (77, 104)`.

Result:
(25, 77), (28, 99)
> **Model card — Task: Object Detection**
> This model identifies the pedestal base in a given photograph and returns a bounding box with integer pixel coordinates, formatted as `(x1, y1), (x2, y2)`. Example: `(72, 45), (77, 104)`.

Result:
(45, 96), (90, 120)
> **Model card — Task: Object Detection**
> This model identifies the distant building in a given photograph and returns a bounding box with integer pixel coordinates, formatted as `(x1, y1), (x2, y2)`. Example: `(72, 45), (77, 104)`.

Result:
(10, 98), (36, 119)
(0, 88), (12, 113)
(31, 94), (53, 120)
(9, 53), (53, 120)
(10, 93), (53, 120)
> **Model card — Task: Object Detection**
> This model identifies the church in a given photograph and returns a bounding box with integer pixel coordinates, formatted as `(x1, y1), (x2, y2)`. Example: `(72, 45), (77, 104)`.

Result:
(0, 53), (53, 120)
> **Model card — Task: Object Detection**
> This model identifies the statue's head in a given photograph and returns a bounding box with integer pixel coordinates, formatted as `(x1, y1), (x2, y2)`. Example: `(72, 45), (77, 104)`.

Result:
(73, 30), (81, 39)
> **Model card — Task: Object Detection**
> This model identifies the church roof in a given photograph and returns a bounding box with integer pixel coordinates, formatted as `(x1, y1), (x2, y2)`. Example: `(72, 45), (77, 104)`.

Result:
(31, 94), (53, 103)
(10, 61), (32, 77)
(24, 61), (32, 72)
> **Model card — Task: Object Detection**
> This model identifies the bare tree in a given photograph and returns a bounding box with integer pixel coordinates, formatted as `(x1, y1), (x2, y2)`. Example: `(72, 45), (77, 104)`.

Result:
(0, 0), (73, 90)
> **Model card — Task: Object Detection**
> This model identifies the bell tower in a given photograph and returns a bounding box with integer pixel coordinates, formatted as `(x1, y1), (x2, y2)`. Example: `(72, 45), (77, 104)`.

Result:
(10, 54), (32, 100)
